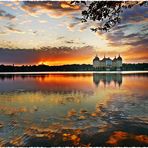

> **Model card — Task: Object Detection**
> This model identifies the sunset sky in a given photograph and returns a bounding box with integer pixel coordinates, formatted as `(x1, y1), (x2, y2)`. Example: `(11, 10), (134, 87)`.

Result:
(0, 1), (148, 65)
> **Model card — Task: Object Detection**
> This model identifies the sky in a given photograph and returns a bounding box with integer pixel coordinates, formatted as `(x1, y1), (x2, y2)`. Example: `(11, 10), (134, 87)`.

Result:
(0, 1), (148, 65)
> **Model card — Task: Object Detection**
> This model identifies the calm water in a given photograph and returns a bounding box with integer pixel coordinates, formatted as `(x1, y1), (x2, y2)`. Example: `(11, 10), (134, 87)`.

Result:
(0, 72), (148, 146)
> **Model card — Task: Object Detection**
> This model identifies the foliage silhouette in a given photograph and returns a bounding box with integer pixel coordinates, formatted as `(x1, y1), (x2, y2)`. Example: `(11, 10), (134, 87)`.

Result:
(0, 63), (148, 72)
(71, 1), (148, 32)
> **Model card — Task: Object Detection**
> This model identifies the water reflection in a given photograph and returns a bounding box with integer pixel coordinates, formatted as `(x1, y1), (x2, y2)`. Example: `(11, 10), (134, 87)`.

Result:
(93, 73), (122, 87)
(0, 74), (93, 94)
(0, 73), (147, 93)
(0, 74), (49, 81)
(0, 73), (123, 92)
(0, 72), (148, 146)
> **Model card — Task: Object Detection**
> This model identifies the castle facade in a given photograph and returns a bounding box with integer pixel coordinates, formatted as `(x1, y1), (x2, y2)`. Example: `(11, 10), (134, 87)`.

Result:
(93, 55), (122, 71)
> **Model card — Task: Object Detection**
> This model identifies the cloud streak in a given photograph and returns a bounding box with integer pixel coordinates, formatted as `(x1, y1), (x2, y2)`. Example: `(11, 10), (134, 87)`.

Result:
(122, 5), (148, 24)
(0, 9), (15, 20)
(5, 25), (25, 34)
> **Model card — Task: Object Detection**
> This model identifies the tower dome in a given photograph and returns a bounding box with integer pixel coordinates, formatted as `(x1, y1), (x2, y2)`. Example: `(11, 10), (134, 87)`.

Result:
(113, 56), (117, 61)
(102, 55), (106, 61)
(117, 55), (122, 60)
(93, 55), (99, 61)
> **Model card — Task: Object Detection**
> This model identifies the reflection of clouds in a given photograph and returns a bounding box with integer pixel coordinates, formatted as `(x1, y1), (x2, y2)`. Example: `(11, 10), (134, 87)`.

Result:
(0, 74), (94, 95)
(0, 105), (27, 116)
(0, 92), (86, 106)
(106, 131), (148, 146)
(50, 94), (83, 105)
(4, 122), (148, 146)
(0, 73), (148, 146)
(1, 94), (148, 146)
(93, 73), (122, 88)
(106, 131), (128, 145)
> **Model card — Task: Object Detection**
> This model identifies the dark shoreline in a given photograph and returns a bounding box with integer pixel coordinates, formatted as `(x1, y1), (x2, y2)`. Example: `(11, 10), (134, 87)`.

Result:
(0, 63), (148, 72)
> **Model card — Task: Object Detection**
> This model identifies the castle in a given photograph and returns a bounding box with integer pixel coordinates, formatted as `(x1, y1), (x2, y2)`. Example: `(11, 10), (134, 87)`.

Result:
(93, 55), (122, 71)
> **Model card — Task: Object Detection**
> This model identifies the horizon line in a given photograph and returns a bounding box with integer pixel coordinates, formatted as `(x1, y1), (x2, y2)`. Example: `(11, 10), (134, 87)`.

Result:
(0, 62), (148, 67)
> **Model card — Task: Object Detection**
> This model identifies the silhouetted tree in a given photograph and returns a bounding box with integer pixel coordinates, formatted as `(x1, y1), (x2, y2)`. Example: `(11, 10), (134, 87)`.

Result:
(71, 1), (148, 32)
(0, 63), (148, 72)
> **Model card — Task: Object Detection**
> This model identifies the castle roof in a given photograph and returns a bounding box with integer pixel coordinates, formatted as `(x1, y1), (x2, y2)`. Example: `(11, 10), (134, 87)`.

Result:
(113, 56), (117, 61)
(93, 55), (99, 61)
(117, 55), (122, 60)
(102, 57), (106, 61)
(101, 57), (112, 61)
(101, 55), (106, 61)
(93, 55), (122, 62)
(106, 57), (111, 60)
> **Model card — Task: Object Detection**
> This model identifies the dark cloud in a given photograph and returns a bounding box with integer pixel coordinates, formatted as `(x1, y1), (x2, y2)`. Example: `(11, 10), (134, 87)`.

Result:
(56, 36), (86, 45)
(33, 31), (37, 34)
(67, 22), (80, 30)
(0, 46), (94, 65)
(141, 25), (148, 32)
(107, 32), (148, 47)
(0, 45), (147, 65)
(105, 30), (125, 46)
(0, 9), (15, 20)
(121, 5), (148, 24)
(107, 5), (148, 47)
(125, 38), (148, 46)
(123, 33), (139, 39)
(105, 22), (148, 47)
(5, 25), (24, 33)
(57, 36), (65, 40)
(112, 24), (131, 31)
(73, 16), (82, 21)
(65, 40), (74, 44)
(64, 40), (86, 45)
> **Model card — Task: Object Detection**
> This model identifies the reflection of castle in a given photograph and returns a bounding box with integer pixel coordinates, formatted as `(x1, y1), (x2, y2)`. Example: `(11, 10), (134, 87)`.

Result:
(93, 55), (122, 71)
(93, 73), (122, 87)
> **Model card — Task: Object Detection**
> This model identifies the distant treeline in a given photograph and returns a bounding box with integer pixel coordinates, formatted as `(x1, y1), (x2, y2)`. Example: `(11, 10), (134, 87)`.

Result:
(0, 63), (148, 72)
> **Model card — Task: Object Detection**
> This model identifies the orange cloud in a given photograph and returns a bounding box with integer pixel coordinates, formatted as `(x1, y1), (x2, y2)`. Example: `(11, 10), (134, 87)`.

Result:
(122, 45), (148, 63)
(21, 1), (81, 18)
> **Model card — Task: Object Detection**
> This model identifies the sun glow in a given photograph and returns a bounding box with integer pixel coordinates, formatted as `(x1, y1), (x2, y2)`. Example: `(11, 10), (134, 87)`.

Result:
(38, 61), (50, 66)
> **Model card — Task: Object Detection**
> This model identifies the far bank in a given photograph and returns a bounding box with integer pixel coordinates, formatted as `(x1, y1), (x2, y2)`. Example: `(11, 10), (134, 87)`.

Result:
(0, 63), (148, 72)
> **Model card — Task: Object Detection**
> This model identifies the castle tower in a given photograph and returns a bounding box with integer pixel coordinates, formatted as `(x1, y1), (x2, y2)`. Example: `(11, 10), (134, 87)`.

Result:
(116, 54), (122, 70)
(93, 55), (100, 68)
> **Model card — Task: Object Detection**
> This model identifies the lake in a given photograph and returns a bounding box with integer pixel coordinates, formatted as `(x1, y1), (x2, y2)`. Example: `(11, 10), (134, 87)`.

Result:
(0, 72), (148, 146)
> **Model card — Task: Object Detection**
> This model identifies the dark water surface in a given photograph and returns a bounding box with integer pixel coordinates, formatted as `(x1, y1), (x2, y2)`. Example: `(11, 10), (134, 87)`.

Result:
(0, 72), (148, 146)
